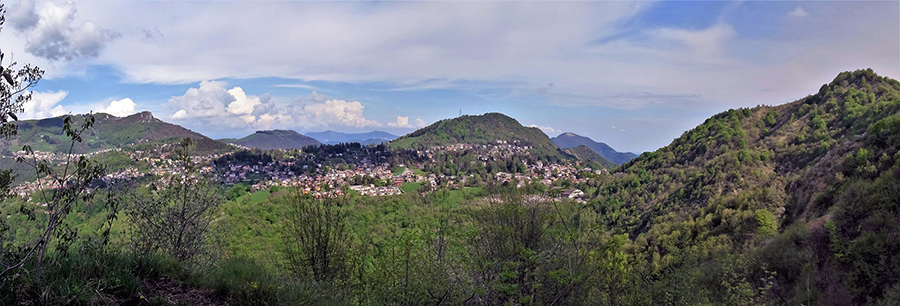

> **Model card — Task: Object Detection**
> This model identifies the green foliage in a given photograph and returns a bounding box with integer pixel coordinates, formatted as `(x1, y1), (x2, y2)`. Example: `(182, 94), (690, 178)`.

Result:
(226, 183), (249, 201)
(282, 194), (353, 283)
(124, 138), (225, 262)
(755, 209), (777, 237)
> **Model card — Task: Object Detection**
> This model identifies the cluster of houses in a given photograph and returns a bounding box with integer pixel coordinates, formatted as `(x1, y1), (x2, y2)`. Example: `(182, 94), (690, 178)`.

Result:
(414, 142), (533, 162)
(12, 148), (121, 164)
(349, 185), (403, 196)
(9, 139), (607, 202)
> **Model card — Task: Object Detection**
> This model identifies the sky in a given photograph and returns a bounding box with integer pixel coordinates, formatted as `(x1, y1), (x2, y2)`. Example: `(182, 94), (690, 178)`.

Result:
(1, 0), (897, 153)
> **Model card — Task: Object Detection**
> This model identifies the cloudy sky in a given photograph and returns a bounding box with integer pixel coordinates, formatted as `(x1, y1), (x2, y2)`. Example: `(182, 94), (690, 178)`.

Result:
(1, 0), (897, 153)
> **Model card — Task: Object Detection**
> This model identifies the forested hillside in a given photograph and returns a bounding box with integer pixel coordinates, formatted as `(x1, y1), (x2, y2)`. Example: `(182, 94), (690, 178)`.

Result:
(564, 144), (617, 169)
(390, 112), (567, 161)
(576, 68), (900, 304)
(1, 111), (231, 155)
(220, 130), (321, 150)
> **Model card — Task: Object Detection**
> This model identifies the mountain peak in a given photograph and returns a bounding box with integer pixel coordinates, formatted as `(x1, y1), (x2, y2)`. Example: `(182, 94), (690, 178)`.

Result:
(222, 129), (320, 150)
(551, 132), (636, 164)
(390, 112), (565, 161)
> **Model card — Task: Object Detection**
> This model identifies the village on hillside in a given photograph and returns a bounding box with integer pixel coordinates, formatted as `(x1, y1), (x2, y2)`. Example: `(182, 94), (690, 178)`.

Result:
(9, 141), (602, 202)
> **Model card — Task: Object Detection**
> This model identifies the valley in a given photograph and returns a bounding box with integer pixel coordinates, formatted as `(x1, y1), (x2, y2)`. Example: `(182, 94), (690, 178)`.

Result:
(2, 69), (899, 305)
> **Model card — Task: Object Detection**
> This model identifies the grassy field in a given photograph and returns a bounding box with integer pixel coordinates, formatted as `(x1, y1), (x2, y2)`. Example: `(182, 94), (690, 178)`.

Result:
(400, 182), (423, 193)
(387, 136), (418, 149)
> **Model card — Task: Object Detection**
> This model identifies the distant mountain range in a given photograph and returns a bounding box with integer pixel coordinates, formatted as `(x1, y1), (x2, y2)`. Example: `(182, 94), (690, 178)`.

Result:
(3, 110), (630, 169)
(390, 112), (568, 161)
(219, 130), (322, 150)
(551, 132), (637, 164)
(563, 145), (616, 169)
(1, 111), (231, 155)
(305, 130), (397, 145)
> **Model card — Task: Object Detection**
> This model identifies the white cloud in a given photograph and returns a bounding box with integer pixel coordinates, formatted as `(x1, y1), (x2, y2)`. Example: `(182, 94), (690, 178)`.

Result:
(530, 124), (557, 134)
(387, 116), (410, 128)
(167, 80), (233, 120)
(650, 23), (736, 65)
(303, 99), (381, 128)
(101, 98), (136, 117)
(9, 0), (119, 61)
(226, 87), (259, 115)
(86, 1), (651, 84)
(21, 91), (69, 119)
(166, 83), (381, 131)
(386, 116), (426, 128)
(789, 7), (809, 18)
(171, 109), (188, 120)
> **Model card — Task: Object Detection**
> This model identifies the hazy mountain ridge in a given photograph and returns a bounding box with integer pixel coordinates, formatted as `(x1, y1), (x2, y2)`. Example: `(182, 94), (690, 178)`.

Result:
(220, 130), (322, 150)
(563, 145), (617, 169)
(551, 132), (637, 164)
(390, 112), (568, 161)
(305, 130), (397, 145)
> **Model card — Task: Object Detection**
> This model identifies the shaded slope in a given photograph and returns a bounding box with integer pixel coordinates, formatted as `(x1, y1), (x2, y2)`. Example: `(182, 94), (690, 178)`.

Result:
(221, 130), (321, 150)
(564, 145), (616, 169)
(551, 132), (637, 164)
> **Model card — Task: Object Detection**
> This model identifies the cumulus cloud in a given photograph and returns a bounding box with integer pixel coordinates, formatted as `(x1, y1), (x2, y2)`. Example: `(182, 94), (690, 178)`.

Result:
(167, 83), (382, 130)
(386, 116), (427, 128)
(303, 99), (381, 128)
(101, 98), (136, 117)
(9, 0), (119, 61)
(387, 116), (409, 128)
(167, 81), (233, 120)
(21, 91), (69, 119)
(226, 87), (260, 115)
(789, 7), (809, 18)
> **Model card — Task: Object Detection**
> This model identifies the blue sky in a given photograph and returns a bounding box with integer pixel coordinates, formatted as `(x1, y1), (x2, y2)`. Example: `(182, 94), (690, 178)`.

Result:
(1, 0), (897, 153)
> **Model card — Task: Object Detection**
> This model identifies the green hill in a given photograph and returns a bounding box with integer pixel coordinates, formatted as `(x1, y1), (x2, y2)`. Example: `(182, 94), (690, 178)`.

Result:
(564, 145), (617, 169)
(1, 111), (232, 155)
(583, 69), (900, 304)
(551, 132), (637, 164)
(390, 112), (567, 161)
(220, 130), (322, 150)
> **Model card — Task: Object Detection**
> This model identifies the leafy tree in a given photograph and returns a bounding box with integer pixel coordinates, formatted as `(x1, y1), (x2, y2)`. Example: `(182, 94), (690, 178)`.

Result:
(281, 193), (353, 283)
(0, 7), (113, 303)
(124, 138), (224, 262)
(0, 2), (44, 199)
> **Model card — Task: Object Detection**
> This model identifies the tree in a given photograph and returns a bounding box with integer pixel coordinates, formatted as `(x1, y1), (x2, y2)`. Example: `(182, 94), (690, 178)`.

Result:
(281, 193), (353, 283)
(124, 138), (224, 262)
(1, 4), (106, 297)
(0, 1), (44, 199)
(0, 114), (106, 298)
